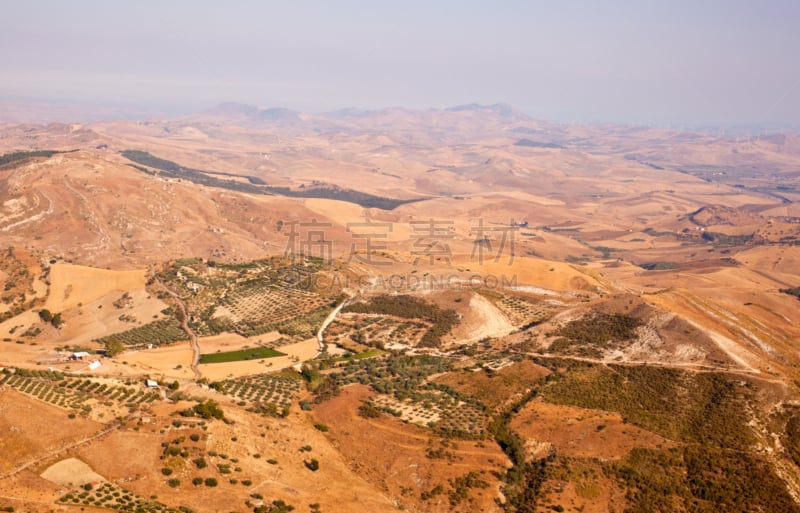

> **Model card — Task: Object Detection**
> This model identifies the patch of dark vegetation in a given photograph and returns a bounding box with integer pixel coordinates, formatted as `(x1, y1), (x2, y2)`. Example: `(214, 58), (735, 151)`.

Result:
(446, 471), (490, 506)
(700, 231), (755, 246)
(514, 139), (564, 149)
(609, 446), (800, 513)
(555, 313), (640, 344)
(344, 295), (459, 348)
(122, 149), (267, 193)
(642, 227), (674, 237)
(779, 287), (800, 300)
(779, 406), (800, 467)
(489, 389), (552, 513)
(587, 245), (619, 258)
(121, 150), (424, 210)
(548, 313), (641, 357)
(535, 359), (755, 449)
(637, 261), (680, 271)
(624, 155), (666, 170)
(0, 149), (74, 168)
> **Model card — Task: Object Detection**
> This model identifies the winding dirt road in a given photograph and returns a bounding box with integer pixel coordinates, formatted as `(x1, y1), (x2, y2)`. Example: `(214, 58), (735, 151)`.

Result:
(153, 276), (202, 380)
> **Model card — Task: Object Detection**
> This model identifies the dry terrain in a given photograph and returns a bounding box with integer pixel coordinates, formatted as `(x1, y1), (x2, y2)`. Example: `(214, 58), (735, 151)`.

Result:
(0, 104), (799, 512)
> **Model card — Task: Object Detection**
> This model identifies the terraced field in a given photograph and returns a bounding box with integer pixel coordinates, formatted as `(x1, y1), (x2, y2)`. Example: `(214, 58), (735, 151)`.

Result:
(156, 258), (341, 340)
(218, 284), (330, 336)
(326, 313), (430, 350)
(488, 292), (556, 327)
(0, 369), (160, 412)
(211, 373), (301, 411)
(314, 355), (489, 438)
(371, 389), (488, 437)
(94, 319), (187, 349)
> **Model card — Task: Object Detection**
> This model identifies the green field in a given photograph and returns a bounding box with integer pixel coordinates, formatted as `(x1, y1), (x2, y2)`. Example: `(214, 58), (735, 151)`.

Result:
(198, 347), (285, 364)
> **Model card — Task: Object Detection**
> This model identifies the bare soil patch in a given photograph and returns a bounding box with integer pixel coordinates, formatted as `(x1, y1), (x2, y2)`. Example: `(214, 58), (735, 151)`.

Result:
(313, 384), (509, 512)
(40, 457), (105, 486)
(434, 359), (550, 409)
(511, 398), (672, 460)
(0, 388), (101, 473)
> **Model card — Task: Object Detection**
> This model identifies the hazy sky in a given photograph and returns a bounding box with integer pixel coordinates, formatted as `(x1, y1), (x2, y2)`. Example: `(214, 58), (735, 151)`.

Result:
(2, 1), (799, 126)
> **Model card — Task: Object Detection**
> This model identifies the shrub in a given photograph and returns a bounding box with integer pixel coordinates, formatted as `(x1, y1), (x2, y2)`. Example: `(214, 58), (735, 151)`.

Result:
(187, 400), (225, 420)
(358, 402), (381, 418)
(254, 500), (294, 513)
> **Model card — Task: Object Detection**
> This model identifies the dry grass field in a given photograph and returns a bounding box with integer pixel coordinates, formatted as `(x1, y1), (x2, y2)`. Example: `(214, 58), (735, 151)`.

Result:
(0, 388), (101, 473)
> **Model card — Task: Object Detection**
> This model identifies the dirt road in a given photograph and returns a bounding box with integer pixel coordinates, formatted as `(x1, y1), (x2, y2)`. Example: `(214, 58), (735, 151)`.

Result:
(154, 276), (201, 380)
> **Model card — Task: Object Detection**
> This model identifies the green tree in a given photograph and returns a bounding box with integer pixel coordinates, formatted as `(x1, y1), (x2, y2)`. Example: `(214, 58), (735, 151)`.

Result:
(105, 339), (125, 357)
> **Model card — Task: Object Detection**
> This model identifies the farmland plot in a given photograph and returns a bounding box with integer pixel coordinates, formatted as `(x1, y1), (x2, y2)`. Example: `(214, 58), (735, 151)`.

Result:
(0, 369), (160, 413)
(211, 373), (301, 411)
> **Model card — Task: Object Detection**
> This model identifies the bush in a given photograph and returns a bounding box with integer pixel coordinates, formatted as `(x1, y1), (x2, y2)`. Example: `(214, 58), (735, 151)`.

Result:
(168, 478), (180, 488)
(204, 477), (218, 487)
(358, 402), (381, 418)
(304, 459), (319, 471)
(254, 500), (295, 513)
(185, 399), (225, 420)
